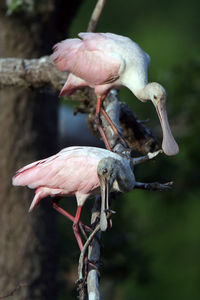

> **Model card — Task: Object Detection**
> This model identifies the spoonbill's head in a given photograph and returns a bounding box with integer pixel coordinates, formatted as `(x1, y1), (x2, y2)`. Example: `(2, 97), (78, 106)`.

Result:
(97, 157), (135, 193)
(145, 82), (179, 156)
(97, 157), (135, 231)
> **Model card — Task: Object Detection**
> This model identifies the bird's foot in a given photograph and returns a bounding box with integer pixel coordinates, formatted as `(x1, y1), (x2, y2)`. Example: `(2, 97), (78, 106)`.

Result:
(135, 181), (173, 191)
(88, 259), (101, 277)
(76, 257), (100, 287)
(83, 257), (101, 282)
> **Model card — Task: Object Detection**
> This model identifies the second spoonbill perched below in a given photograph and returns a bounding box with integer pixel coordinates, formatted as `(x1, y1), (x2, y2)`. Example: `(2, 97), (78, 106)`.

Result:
(51, 32), (179, 156)
(12, 146), (135, 249)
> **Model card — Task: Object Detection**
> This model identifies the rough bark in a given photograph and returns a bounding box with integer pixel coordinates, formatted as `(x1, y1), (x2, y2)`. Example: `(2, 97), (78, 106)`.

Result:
(0, 8), (57, 300)
(0, 1), (82, 299)
(0, 57), (66, 90)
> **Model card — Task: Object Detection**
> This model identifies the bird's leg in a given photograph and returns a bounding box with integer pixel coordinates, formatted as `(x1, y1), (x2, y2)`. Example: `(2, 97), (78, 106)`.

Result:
(52, 198), (74, 222)
(73, 205), (84, 251)
(133, 150), (162, 166)
(95, 95), (112, 151)
(96, 95), (128, 149)
(134, 181), (173, 191)
(100, 107), (128, 148)
(51, 199), (91, 239)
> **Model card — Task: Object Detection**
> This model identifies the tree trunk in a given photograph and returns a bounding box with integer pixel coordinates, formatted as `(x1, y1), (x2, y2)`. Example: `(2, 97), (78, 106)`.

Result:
(0, 1), (82, 299)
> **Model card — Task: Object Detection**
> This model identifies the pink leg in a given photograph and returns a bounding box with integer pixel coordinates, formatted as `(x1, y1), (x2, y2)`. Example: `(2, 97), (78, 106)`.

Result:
(52, 200), (74, 222)
(73, 205), (84, 251)
(95, 95), (112, 151)
(52, 199), (91, 240)
(95, 95), (127, 150)
(101, 107), (128, 148)
(52, 200), (84, 250)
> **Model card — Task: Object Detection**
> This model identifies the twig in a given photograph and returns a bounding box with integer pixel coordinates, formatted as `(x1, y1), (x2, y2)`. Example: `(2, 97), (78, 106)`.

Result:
(0, 283), (27, 299)
(87, 197), (102, 300)
(87, 0), (107, 32)
(78, 224), (100, 282)
(78, 211), (112, 281)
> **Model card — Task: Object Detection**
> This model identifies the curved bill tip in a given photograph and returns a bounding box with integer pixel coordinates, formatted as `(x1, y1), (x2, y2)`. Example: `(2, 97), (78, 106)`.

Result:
(162, 138), (179, 156)
(100, 213), (108, 231)
(154, 100), (179, 156)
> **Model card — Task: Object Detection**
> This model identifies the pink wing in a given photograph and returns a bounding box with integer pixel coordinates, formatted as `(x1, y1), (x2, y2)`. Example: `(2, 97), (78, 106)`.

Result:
(12, 147), (102, 211)
(51, 33), (122, 86)
(12, 149), (99, 193)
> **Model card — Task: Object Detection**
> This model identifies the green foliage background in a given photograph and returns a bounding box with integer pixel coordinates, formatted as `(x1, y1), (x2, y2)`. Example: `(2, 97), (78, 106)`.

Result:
(54, 0), (200, 299)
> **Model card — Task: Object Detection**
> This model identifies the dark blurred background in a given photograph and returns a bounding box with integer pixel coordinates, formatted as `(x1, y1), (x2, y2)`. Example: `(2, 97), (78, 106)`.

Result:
(1, 0), (200, 299)
(59, 1), (200, 299)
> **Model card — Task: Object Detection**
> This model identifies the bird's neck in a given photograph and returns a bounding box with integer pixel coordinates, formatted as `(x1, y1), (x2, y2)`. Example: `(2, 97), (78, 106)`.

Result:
(122, 71), (148, 100)
(114, 166), (135, 193)
(136, 84), (152, 102)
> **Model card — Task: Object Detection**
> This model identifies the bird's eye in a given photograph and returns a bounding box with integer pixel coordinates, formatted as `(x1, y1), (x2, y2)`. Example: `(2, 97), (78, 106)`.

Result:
(103, 168), (108, 174)
(153, 95), (157, 100)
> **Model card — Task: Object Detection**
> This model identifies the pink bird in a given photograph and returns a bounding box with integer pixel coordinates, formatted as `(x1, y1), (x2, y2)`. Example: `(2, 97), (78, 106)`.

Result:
(51, 32), (179, 156)
(12, 146), (135, 249)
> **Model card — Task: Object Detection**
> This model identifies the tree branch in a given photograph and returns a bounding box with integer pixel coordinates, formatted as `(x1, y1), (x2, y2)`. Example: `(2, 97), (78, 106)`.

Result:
(87, 0), (107, 32)
(0, 56), (66, 90)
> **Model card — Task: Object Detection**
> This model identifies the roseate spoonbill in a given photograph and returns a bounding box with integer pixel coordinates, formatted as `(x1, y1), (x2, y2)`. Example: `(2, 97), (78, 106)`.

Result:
(12, 146), (135, 249)
(51, 32), (179, 156)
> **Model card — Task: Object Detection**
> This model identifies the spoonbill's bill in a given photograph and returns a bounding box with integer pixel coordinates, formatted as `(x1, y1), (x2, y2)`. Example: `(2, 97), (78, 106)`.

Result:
(12, 146), (135, 249)
(51, 32), (179, 156)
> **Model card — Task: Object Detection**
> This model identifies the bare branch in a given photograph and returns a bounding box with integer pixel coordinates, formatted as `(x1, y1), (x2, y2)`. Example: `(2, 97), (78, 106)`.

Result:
(0, 55), (159, 154)
(77, 198), (113, 300)
(87, 0), (107, 32)
(87, 197), (101, 300)
(78, 224), (99, 282)
(0, 56), (66, 90)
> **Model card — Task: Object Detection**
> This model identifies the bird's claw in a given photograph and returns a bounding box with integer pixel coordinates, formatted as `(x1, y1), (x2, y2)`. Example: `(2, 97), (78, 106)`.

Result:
(158, 181), (173, 190)
(78, 258), (101, 286)
(149, 181), (173, 191)
(87, 259), (101, 277)
(147, 149), (163, 159)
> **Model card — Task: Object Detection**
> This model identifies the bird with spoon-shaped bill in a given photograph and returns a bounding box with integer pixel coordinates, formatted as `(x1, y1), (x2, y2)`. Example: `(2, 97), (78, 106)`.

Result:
(51, 32), (179, 156)
(12, 146), (135, 249)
